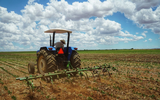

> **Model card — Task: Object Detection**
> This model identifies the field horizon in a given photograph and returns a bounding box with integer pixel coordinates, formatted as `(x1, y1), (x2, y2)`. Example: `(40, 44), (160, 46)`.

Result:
(0, 49), (160, 54)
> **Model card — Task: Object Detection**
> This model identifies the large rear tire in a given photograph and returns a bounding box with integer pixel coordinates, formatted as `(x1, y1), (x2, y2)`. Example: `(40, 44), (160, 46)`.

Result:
(70, 51), (81, 69)
(70, 51), (81, 76)
(37, 50), (57, 74)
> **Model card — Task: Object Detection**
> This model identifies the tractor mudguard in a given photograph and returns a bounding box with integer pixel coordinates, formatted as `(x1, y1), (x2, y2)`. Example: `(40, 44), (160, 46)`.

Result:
(37, 50), (40, 54)
(64, 47), (77, 60)
(46, 46), (56, 51)
(37, 46), (56, 54)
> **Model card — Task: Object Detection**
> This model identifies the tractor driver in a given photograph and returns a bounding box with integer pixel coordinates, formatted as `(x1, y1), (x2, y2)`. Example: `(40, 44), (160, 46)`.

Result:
(54, 39), (66, 49)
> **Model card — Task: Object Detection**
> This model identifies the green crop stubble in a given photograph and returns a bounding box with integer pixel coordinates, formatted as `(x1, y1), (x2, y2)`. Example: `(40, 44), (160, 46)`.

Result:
(0, 78), (4, 84)
(0, 67), (18, 77)
(0, 62), (27, 74)
(77, 49), (160, 54)
(0, 60), (27, 69)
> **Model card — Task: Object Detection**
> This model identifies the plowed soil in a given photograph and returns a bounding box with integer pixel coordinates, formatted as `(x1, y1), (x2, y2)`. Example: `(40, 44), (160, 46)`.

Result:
(0, 51), (160, 100)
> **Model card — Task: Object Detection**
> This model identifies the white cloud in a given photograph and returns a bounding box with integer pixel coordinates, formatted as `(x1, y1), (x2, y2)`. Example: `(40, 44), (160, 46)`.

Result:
(47, 0), (115, 21)
(114, 0), (136, 17)
(21, 3), (44, 22)
(141, 31), (147, 38)
(136, 32), (139, 34)
(144, 40), (147, 42)
(113, 0), (160, 35)
(131, 0), (160, 11)
(28, 0), (35, 5)
(148, 38), (152, 41)
(93, 18), (121, 35)
(0, 7), (22, 23)
(0, 0), (159, 51)
(134, 8), (159, 24)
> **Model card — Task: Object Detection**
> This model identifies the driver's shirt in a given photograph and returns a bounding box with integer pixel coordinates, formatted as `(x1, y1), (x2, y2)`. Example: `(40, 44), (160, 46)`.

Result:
(54, 42), (64, 49)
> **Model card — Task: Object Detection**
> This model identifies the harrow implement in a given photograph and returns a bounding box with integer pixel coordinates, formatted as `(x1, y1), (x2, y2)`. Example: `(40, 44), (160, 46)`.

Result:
(16, 64), (118, 91)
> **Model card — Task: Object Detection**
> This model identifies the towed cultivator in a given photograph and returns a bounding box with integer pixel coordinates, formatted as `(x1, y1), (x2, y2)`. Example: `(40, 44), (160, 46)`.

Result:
(16, 64), (118, 92)
(16, 29), (119, 92)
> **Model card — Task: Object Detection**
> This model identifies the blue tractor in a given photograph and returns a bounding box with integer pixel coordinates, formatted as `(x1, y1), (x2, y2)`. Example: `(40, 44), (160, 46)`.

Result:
(28, 29), (81, 74)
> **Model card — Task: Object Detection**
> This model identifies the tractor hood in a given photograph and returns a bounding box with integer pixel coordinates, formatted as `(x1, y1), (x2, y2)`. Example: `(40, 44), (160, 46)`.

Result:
(44, 29), (72, 33)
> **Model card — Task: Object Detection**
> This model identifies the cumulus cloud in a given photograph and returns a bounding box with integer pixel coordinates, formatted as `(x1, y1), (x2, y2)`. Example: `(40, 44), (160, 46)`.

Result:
(131, 0), (160, 11)
(114, 0), (136, 17)
(21, 3), (44, 22)
(141, 31), (147, 38)
(28, 0), (35, 5)
(47, 0), (114, 21)
(114, 0), (160, 34)
(134, 8), (159, 24)
(0, 0), (159, 51)
(148, 38), (152, 41)
(144, 40), (147, 42)
(93, 18), (121, 35)
(0, 7), (22, 23)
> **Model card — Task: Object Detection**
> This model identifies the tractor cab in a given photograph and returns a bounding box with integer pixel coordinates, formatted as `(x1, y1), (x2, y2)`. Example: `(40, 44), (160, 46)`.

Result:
(44, 29), (72, 58)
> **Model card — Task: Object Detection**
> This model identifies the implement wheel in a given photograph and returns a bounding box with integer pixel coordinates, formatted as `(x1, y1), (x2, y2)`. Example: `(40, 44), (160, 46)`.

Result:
(28, 62), (35, 74)
(37, 50), (57, 74)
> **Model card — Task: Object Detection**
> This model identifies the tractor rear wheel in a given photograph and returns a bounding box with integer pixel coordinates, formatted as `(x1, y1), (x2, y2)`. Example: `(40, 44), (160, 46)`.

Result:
(70, 51), (81, 69)
(37, 50), (57, 74)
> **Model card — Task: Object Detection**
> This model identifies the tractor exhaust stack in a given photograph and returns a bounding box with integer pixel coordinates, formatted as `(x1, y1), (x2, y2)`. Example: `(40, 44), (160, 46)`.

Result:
(50, 35), (51, 46)
(52, 32), (55, 46)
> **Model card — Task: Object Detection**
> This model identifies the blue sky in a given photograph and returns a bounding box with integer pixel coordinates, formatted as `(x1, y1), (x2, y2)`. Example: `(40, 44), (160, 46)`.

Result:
(0, 0), (160, 51)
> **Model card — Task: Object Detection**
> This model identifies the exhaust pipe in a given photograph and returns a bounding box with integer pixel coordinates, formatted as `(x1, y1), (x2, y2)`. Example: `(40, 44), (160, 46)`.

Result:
(50, 35), (51, 46)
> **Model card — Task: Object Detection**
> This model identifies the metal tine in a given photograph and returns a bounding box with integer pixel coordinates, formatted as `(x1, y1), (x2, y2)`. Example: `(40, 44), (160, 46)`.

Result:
(97, 71), (101, 81)
(108, 64), (111, 68)
(78, 72), (83, 79)
(50, 76), (54, 92)
(57, 74), (59, 79)
(40, 81), (42, 90)
(70, 72), (74, 76)
(84, 72), (89, 80)
(88, 66), (92, 71)
(67, 74), (71, 79)
(111, 66), (120, 74)
(89, 66), (93, 77)
(82, 71), (88, 80)
(91, 71), (95, 78)
(102, 67), (107, 76)
(107, 68), (112, 77)
(93, 69), (98, 74)
(93, 67), (100, 79)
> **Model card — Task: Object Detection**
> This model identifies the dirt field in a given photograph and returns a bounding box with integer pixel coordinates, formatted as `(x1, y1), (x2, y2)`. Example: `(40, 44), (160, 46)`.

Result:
(0, 50), (160, 100)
